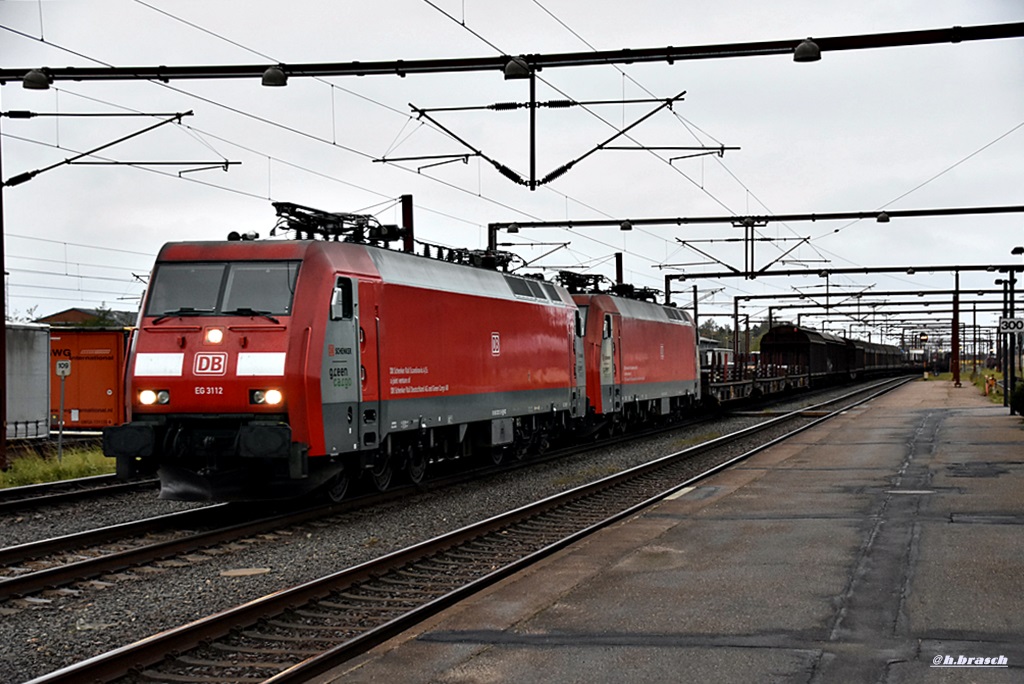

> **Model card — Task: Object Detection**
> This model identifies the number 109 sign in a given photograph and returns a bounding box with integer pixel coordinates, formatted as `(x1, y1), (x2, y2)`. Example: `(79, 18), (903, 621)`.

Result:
(999, 318), (1024, 334)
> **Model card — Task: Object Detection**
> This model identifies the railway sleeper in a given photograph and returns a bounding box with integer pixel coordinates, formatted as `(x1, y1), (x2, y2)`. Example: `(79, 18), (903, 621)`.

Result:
(267, 619), (362, 632)
(394, 569), (456, 583)
(376, 576), (446, 592)
(335, 591), (419, 605)
(314, 598), (412, 611)
(173, 654), (290, 671)
(241, 630), (340, 644)
(210, 642), (321, 657)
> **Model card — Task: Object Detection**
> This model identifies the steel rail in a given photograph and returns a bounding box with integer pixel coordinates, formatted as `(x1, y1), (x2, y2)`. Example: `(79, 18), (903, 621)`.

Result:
(0, 476), (159, 514)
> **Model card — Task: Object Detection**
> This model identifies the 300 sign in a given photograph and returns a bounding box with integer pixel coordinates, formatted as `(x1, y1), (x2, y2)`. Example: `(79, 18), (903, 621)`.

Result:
(998, 318), (1024, 334)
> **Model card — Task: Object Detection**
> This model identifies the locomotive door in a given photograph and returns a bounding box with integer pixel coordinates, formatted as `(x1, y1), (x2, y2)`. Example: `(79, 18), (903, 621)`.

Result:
(321, 277), (368, 454)
(573, 309), (586, 417)
(600, 313), (622, 413)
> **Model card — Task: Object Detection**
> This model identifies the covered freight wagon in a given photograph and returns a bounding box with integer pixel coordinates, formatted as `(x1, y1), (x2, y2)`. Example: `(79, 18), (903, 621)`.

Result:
(759, 325), (850, 384)
(49, 328), (129, 430)
(6, 323), (50, 439)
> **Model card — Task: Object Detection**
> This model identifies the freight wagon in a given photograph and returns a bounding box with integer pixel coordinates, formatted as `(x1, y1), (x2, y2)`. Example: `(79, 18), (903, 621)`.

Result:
(48, 328), (130, 431)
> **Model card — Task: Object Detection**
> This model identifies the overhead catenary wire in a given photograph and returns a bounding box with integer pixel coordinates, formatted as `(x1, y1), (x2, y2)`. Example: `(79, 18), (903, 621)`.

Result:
(2, 7), (771, 299)
(0, 22), (630, 261)
(0, 24), (671, 290)
(418, 0), (814, 305)
(2, 8), (1015, 323)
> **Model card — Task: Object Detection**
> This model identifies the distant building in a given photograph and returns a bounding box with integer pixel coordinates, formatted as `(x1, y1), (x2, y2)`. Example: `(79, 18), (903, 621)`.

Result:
(35, 307), (137, 327)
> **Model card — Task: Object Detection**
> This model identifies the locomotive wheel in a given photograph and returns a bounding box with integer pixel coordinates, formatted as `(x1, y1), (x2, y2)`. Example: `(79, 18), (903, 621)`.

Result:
(325, 471), (350, 503)
(165, 426), (191, 460)
(370, 455), (393, 491)
(406, 449), (427, 485)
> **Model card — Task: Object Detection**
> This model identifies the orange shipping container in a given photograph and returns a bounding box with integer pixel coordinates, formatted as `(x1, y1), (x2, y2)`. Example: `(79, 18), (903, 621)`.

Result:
(49, 328), (129, 430)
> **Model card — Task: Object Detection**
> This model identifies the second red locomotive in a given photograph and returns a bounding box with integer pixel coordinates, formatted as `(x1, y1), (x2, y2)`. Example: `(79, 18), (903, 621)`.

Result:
(573, 291), (699, 429)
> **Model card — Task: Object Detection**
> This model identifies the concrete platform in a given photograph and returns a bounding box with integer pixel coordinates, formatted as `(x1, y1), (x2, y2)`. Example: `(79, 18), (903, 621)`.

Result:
(317, 380), (1024, 683)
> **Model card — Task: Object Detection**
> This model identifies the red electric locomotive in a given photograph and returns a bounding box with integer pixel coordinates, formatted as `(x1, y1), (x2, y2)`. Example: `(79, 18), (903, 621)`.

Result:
(558, 274), (700, 432)
(104, 204), (585, 501)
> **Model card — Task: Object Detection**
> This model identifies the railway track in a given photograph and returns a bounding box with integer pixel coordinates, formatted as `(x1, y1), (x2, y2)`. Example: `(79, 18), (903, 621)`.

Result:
(0, 378), (901, 604)
(25, 375), (912, 684)
(0, 503), (236, 601)
(0, 475), (158, 514)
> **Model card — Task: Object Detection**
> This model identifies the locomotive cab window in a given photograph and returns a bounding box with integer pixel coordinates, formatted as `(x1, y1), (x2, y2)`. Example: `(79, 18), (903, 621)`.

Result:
(331, 278), (354, 320)
(146, 263), (224, 315)
(222, 263), (299, 315)
(145, 260), (300, 317)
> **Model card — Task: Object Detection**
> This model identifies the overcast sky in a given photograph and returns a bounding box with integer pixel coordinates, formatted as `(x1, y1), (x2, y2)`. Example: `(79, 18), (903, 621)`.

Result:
(1, 0), (1022, 340)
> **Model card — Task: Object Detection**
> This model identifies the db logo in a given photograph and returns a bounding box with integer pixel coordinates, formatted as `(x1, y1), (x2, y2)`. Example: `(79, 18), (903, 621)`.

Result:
(194, 352), (228, 376)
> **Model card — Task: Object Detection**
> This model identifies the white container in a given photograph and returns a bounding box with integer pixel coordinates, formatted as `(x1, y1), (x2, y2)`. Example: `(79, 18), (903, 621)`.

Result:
(6, 323), (51, 439)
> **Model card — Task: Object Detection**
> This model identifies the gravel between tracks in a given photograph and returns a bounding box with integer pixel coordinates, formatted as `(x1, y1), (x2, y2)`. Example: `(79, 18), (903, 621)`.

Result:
(0, 385), (878, 683)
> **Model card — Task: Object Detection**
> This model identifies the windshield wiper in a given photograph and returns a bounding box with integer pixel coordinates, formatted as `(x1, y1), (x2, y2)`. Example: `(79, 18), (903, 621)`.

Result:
(223, 308), (281, 324)
(151, 307), (212, 325)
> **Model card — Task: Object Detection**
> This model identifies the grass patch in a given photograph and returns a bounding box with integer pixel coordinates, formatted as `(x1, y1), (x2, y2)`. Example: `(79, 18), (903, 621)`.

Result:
(0, 446), (114, 489)
(922, 371), (954, 382)
(921, 369), (1010, 405)
(967, 370), (1006, 405)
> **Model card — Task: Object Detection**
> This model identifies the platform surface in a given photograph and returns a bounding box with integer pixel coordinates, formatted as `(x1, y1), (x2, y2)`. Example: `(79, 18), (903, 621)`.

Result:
(317, 380), (1024, 683)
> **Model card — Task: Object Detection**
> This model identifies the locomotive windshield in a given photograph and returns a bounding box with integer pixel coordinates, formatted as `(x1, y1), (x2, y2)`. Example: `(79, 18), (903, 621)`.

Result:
(145, 261), (300, 317)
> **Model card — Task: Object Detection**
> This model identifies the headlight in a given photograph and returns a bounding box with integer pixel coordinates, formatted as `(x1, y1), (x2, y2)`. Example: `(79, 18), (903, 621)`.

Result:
(250, 389), (284, 405)
(139, 389), (170, 405)
(205, 328), (224, 344)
